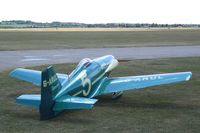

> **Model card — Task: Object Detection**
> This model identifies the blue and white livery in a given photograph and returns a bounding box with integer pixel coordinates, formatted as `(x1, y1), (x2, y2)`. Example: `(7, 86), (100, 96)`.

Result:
(9, 55), (192, 120)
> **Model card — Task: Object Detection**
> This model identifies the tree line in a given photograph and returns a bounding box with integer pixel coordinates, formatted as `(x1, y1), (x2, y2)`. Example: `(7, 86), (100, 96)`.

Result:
(0, 20), (199, 28)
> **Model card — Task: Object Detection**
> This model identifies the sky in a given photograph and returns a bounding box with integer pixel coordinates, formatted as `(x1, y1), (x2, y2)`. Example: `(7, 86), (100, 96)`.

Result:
(0, 0), (200, 24)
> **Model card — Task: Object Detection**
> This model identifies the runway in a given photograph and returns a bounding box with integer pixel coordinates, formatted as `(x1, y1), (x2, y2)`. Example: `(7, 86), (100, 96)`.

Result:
(0, 45), (200, 71)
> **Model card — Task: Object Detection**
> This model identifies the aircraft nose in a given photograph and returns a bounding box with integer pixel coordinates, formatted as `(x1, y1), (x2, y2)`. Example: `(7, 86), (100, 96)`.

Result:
(94, 55), (118, 71)
(94, 55), (114, 67)
(105, 58), (118, 72)
(102, 55), (115, 64)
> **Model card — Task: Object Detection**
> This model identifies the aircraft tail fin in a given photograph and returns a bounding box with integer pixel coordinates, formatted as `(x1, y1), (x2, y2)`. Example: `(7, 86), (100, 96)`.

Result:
(39, 66), (62, 120)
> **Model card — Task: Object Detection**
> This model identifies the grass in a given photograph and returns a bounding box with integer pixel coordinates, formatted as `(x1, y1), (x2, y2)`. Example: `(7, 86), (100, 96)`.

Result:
(0, 57), (200, 133)
(0, 29), (200, 50)
(0, 27), (199, 31)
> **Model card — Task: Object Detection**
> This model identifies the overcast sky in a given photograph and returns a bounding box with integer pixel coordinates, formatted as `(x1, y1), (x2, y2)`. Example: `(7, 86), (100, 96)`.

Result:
(0, 0), (199, 24)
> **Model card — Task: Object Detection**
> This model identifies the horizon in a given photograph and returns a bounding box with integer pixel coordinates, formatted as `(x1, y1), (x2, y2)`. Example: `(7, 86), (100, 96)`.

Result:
(1, 20), (200, 25)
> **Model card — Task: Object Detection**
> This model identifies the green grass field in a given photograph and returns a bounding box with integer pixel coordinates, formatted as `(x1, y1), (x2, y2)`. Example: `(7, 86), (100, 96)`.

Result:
(1, 57), (200, 133)
(0, 29), (200, 50)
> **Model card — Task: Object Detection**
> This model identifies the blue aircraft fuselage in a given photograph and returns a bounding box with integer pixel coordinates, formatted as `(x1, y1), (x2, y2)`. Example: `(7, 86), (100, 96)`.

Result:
(55, 55), (118, 99)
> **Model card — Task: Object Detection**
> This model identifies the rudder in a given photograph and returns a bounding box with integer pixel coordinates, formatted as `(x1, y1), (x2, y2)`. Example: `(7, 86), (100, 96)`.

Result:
(39, 66), (62, 120)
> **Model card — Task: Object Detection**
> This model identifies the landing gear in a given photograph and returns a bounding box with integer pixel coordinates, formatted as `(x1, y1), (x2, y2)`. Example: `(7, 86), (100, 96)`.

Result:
(112, 91), (123, 100)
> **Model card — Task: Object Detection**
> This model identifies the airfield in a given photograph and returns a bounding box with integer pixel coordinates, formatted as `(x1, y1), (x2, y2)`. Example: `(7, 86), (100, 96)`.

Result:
(0, 46), (200, 71)
(0, 28), (200, 133)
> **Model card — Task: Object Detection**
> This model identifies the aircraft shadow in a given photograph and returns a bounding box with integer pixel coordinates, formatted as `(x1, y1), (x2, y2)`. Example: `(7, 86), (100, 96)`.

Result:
(10, 94), (198, 122)
(95, 95), (197, 110)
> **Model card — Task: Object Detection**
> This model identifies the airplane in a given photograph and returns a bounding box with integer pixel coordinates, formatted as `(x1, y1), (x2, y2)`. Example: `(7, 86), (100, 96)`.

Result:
(9, 55), (192, 120)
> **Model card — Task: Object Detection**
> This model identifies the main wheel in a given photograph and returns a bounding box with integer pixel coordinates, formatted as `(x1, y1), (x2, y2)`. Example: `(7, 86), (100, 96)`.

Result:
(112, 91), (123, 100)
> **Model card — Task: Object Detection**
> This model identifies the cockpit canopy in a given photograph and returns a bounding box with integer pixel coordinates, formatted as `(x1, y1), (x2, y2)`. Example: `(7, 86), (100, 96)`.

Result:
(69, 58), (92, 78)
(77, 58), (92, 68)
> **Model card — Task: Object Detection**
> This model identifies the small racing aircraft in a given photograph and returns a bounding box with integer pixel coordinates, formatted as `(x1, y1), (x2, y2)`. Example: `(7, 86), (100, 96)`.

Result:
(10, 55), (192, 120)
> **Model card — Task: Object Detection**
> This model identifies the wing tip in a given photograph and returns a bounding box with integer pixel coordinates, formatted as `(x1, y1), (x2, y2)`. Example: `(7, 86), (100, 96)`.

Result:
(186, 72), (192, 81)
(9, 68), (23, 77)
(9, 69), (16, 77)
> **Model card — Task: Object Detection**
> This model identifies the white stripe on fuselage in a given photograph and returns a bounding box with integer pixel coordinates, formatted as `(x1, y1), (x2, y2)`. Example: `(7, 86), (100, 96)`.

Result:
(72, 67), (106, 97)
(72, 59), (118, 97)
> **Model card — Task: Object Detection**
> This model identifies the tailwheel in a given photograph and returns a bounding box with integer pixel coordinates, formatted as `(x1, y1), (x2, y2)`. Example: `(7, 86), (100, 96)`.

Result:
(112, 91), (123, 100)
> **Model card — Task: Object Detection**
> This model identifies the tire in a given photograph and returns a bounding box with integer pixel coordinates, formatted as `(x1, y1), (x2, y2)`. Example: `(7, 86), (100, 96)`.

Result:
(112, 91), (123, 100)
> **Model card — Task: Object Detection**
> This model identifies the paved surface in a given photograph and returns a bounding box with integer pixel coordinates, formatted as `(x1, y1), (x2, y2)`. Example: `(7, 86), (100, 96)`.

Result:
(0, 46), (200, 71)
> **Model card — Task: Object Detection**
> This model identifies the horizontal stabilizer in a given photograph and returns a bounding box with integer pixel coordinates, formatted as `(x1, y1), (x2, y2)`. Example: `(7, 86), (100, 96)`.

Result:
(10, 68), (69, 86)
(16, 94), (41, 108)
(54, 96), (98, 111)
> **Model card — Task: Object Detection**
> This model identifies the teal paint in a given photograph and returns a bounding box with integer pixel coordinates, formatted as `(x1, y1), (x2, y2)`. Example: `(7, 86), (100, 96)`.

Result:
(10, 55), (192, 120)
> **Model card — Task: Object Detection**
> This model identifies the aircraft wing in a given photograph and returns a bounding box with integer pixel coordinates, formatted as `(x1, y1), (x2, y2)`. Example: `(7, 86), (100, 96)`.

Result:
(9, 68), (68, 86)
(100, 72), (192, 95)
